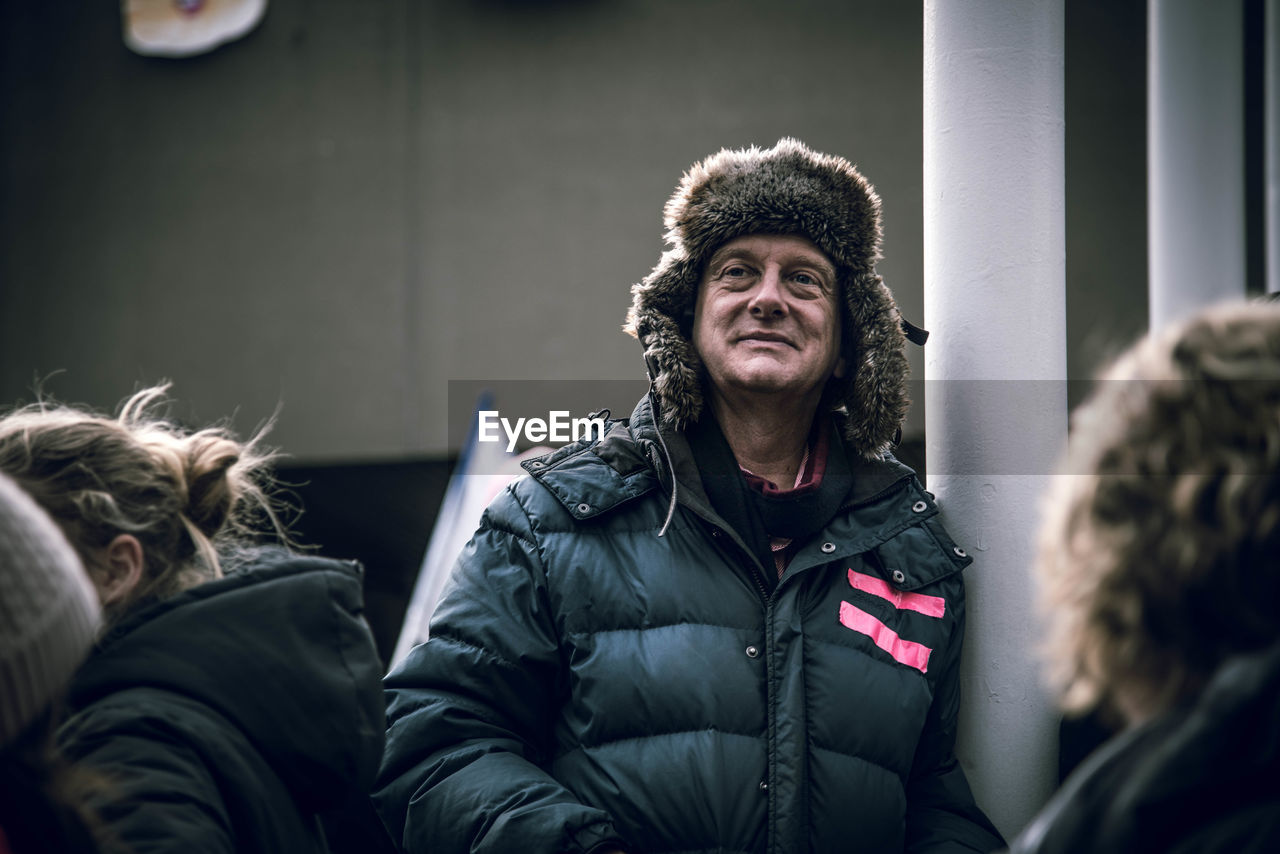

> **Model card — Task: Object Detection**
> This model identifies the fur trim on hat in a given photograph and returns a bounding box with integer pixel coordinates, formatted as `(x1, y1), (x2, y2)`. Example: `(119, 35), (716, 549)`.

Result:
(624, 137), (910, 459)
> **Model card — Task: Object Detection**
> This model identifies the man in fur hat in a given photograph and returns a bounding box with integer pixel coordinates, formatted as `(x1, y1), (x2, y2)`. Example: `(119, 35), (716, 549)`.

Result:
(375, 139), (1003, 854)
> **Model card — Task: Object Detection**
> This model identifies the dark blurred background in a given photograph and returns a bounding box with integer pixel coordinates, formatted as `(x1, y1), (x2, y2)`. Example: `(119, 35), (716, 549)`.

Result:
(0, 0), (1180, 669)
(11, 2), (1277, 849)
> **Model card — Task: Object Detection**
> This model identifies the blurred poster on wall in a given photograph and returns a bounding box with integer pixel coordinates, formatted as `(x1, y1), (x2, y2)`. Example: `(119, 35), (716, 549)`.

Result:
(123, 0), (266, 58)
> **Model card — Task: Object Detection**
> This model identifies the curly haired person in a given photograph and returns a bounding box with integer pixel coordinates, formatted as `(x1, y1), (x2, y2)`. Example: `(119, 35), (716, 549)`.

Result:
(1009, 301), (1280, 853)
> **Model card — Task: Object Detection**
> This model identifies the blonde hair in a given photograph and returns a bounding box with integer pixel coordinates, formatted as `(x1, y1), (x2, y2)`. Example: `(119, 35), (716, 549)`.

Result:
(1037, 301), (1280, 723)
(0, 384), (291, 622)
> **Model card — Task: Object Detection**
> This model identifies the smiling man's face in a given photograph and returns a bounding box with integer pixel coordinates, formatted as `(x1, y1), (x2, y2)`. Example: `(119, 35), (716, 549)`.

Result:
(691, 233), (846, 411)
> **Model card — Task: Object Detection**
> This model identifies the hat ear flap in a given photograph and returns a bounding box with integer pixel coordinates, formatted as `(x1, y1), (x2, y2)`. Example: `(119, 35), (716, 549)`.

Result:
(627, 251), (701, 329)
(643, 310), (704, 431)
(626, 253), (706, 429)
(840, 272), (910, 459)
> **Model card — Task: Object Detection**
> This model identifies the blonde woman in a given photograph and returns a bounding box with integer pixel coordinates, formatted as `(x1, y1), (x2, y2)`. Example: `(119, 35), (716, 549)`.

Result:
(1010, 302), (1280, 853)
(0, 386), (385, 854)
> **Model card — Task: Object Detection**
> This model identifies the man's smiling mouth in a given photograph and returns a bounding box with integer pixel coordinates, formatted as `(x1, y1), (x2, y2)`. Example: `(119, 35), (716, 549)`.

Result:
(738, 332), (795, 348)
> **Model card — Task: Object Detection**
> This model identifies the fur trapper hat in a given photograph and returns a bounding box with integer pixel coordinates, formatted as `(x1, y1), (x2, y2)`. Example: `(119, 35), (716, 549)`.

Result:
(624, 137), (911, 459)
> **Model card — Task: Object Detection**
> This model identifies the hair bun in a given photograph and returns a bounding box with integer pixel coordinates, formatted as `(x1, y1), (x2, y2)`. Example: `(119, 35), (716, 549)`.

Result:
(182, 433), (241, 538)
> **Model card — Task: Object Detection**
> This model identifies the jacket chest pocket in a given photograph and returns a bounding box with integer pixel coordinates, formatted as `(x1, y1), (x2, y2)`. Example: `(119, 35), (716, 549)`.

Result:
(836, 562), (950, 674)
(817, 524), (967, 677)
(798, 552), (949, 769)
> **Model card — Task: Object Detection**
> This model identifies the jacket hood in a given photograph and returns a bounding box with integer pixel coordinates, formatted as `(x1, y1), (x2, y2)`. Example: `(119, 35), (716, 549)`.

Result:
(66, 550), (385, 811)
(623, 137), (911, 460)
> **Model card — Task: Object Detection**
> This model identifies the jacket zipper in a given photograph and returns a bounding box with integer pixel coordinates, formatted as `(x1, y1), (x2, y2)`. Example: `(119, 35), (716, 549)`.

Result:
(706, 524), (778, 854)
(705, 523), (771, 604)
(643, 434), (774, 604)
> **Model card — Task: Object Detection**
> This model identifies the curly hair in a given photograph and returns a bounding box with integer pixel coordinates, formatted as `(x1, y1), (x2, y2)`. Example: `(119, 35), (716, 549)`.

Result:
(0, 384), (292, 623)
(1037, 301), (1280, 723)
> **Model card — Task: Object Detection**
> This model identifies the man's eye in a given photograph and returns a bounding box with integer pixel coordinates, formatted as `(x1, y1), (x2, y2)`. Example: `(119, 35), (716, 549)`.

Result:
(793, 273), (824, 288)
(724, 266), (749, 278)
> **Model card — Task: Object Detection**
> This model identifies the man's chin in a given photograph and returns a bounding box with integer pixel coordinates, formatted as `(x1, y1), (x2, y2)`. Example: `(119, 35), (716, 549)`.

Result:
(720, 372), (805, 398)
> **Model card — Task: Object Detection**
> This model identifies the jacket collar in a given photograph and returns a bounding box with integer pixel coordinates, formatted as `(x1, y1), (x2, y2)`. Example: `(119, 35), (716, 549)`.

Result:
(523, 393), (918, 524)
(519, 401), (660, 522)
(65, 551), (384, 811)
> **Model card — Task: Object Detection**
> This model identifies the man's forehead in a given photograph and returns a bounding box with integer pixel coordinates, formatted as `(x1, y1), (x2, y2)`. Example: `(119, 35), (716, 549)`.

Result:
(705, 233), (836, 272)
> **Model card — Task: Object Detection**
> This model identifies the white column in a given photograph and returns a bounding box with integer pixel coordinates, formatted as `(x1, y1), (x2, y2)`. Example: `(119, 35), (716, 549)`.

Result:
(1269, 0), (1280, 295)
(924, 0), (1066, 841)
(1149, 0), (1247, 324)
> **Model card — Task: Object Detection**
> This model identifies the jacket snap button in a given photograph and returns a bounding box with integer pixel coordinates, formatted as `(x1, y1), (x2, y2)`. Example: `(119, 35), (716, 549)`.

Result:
(953, 546), (967, 558)
(758, 780), (769, 792)
(529, 461), (544, 469)
(711, 529), (722, 538)
(892, 569), (906, 584)
(912, 500), (928, 513)
(745, 645), (760, 659)
(576, 503), (591, 514)
(820, 542), (836, 554)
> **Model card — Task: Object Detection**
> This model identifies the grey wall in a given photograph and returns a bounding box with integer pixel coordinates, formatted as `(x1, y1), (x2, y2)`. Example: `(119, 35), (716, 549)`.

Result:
(3, 0), (934, 461)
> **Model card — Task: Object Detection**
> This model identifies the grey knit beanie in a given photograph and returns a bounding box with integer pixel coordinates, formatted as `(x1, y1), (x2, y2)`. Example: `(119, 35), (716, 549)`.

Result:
(0, 471), (101, 746)
(624, 138), (913, 460)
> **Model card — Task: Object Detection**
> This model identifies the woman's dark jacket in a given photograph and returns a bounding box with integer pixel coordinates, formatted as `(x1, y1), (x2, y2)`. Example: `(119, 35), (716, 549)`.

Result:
(375, 396), (1002, 854)
(58, 551), (386, 854)
(1007, 643), (1280, 854)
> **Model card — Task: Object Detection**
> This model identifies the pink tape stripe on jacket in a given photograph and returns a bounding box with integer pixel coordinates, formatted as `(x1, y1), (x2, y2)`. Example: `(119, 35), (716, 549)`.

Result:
(838, 601), (932, 673)
(847, 569), (946, 619)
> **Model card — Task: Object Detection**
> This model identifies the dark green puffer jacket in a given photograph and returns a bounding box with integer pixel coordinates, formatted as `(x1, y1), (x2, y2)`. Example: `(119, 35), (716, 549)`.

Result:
(376, 396), (1001, 854)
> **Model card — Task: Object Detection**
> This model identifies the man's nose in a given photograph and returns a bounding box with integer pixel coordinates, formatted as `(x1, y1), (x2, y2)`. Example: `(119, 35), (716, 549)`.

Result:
(748, 268), (786, 317)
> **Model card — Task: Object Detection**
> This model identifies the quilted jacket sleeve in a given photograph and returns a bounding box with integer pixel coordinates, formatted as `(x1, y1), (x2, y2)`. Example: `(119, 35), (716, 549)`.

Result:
(373, 487), (627, 854)
(904, 573), (1006, 854)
